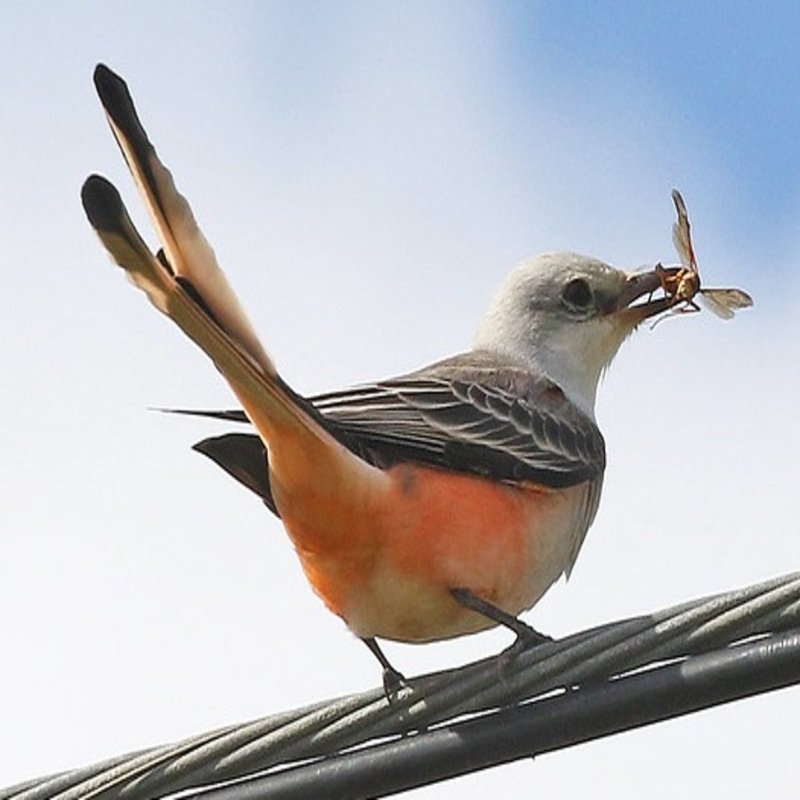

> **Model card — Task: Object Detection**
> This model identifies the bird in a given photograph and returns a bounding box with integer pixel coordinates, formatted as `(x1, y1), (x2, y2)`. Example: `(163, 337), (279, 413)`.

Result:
(81, 64), (672, 689)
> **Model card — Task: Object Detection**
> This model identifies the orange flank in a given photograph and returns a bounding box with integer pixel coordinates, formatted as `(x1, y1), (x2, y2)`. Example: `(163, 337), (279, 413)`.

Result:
(273, 454), (586, 643)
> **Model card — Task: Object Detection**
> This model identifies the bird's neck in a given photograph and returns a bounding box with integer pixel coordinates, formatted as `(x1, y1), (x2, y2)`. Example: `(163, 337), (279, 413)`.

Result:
(533, 346), (601, 419)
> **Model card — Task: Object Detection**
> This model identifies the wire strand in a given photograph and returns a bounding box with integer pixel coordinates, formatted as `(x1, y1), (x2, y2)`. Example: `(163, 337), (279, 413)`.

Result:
(4, 571), (800, 800)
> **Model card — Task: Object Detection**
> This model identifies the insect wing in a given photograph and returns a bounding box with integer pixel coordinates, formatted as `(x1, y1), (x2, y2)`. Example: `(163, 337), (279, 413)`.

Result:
(671, 189), (697, 270)
(698, 288), (754, 320)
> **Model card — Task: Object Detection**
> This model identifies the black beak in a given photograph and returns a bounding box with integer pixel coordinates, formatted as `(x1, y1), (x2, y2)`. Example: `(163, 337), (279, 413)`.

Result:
(610, 269), (672, 320)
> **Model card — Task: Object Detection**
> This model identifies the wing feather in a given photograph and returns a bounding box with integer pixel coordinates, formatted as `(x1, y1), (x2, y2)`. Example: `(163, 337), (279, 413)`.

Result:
(309, 354), (606, 487)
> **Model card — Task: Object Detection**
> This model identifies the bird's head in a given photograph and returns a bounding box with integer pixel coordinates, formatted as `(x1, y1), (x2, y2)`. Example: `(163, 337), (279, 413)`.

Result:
(474, 252), (669, 416)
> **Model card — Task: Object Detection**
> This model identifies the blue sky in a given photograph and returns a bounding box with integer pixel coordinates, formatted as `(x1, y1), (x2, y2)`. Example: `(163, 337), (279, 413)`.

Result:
(2, 3), (799, 798)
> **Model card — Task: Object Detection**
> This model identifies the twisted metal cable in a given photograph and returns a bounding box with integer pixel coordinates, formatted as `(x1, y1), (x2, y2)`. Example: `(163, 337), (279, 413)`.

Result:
(4, 571), (800, 800)
(185, 627), (800, 800)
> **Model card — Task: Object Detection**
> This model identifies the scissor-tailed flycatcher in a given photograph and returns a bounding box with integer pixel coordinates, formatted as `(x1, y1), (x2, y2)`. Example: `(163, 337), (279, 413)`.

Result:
(81, 65), (672, 686)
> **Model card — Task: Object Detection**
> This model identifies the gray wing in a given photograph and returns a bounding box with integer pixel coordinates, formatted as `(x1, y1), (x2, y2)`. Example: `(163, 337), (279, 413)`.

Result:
(313, 354), (605, 488)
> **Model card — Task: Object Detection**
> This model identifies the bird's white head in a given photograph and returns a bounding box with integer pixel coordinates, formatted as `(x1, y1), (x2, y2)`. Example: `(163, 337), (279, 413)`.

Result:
(474, 252), (667, 417)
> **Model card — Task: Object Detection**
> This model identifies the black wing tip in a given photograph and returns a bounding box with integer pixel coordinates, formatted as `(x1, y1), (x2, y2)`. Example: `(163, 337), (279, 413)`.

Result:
(192, 436), (219, 457)
(81, 174), (124, 233)
(192, 434), (278, 513)
(154, 407), (251, 423)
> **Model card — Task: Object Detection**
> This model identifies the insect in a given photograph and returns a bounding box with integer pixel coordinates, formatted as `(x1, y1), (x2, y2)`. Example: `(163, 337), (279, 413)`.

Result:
(655, 189), (753, 320)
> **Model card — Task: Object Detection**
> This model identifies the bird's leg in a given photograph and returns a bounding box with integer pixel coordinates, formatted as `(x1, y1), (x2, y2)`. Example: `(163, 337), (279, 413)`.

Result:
(449, 587), (552, 654)
(362, 637), (407, 698)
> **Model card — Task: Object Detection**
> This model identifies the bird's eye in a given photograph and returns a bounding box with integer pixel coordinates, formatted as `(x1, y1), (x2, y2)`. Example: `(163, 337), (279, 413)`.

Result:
(562, 277), (594, 311)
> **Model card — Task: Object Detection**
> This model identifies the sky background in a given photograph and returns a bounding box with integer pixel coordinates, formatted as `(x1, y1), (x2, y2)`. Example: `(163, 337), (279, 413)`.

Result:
(2, 2), (799, 797)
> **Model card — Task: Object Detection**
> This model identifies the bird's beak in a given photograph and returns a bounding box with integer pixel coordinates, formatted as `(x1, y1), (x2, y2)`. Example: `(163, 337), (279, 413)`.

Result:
(607, 268), (671, 322)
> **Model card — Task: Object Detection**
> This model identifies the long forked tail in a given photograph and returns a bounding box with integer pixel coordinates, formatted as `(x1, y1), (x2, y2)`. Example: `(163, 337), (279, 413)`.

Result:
(80, 65), (325, 449)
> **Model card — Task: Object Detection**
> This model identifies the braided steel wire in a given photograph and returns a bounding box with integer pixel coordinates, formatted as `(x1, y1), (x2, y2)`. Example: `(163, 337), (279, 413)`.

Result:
(4, 571), (800, 800)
